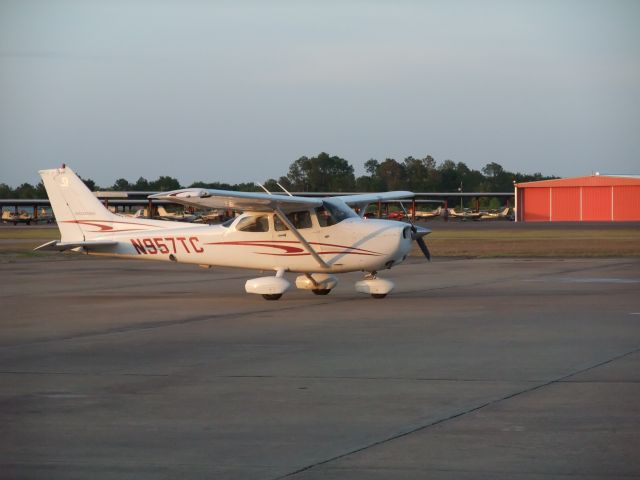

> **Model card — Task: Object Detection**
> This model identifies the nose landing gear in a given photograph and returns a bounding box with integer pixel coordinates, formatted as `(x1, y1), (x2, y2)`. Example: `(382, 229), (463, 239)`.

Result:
(245, 268), (290, 300)
(355, 272), (394, 299)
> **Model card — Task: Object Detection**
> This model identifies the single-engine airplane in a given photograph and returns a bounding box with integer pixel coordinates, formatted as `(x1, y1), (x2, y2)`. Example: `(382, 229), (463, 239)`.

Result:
(36, 166), (431, 300)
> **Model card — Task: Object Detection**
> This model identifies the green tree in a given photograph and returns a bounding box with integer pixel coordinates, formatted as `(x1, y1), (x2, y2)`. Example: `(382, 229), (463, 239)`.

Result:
(190, 181), (234, 190)
(78, 176), (97, 191)
(482, 162), (520, 191)
(356, 159), (385, 191)
(364, 159), (380, 176)
(112, 178), (133, 191)
(420, 155), (440, 191)
(149, 176), (182, 192)
(14, 183), (38, 198)
(35, 182), (47, 198)
(286, 152), (355, 192)
(375, 158), (406, 190)
(438, 159), (460, 191)
(403, 156), (427, 191)
(133, 177), (150, 191)
(0, 183), (13, 198)
(482, 162), (505, 179)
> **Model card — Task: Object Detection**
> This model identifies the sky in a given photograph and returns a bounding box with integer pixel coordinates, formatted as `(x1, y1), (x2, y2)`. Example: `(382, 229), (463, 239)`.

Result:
(1, 0), (639, 188)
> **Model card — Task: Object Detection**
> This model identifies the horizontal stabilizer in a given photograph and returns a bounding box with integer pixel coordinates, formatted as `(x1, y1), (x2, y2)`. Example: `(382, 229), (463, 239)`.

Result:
(34, 240), (118, 252)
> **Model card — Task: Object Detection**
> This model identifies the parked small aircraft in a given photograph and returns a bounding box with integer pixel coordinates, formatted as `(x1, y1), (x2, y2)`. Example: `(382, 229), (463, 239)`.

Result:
(2, 210), (33, 225)
(479, 207), (512, 220)
(414, 206), (442, 220)
(2, 208), (55, 225)
(36, 166), (431, 300)
(128, 206), (197, 222)
(447, 208), (482, 221)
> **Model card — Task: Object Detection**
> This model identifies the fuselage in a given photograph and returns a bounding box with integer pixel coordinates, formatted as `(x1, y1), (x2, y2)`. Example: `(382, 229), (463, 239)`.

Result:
(79, 210), (413, 274)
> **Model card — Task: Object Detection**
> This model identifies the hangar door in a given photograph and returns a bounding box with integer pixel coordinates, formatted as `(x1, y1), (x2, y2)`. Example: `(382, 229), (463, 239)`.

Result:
(551, 187), (580, 221)
(614, 186), (640, 221)
(522, 188), (550, 221)
(523, 185), (640, 221)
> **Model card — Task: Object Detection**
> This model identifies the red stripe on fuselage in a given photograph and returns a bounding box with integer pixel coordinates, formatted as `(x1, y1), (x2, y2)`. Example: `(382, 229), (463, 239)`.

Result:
(62, 219), (164, 232)
(205, 240), (382, 256)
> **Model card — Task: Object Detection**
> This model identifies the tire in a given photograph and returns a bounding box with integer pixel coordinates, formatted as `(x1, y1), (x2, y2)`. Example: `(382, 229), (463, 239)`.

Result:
(312, 289), (331, 296)
(371, 293), (387, 299)
(262, 294), (282, 301)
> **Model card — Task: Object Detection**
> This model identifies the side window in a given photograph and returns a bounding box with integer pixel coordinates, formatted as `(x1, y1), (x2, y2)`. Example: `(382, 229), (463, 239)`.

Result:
(236, 215), (269, 232)
(315, 206), (335, 227)
(274, 211), (312, 231)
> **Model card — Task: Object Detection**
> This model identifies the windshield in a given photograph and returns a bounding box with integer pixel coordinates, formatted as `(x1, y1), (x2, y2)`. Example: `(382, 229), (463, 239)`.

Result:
(316, 199), (358, 227)
(220, 217), (235, 228)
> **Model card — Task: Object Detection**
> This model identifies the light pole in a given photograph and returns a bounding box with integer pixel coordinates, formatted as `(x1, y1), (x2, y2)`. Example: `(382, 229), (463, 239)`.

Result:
(458, 181), (463, 211)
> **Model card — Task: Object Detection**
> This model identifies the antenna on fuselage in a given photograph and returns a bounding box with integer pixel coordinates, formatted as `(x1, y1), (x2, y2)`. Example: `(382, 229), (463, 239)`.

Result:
(256, 182), (272, 195)
(276, 182), (293, 197)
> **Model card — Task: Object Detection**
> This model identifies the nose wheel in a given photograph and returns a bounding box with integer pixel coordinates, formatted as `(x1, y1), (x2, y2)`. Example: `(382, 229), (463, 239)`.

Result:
(262, 293), (283, 301)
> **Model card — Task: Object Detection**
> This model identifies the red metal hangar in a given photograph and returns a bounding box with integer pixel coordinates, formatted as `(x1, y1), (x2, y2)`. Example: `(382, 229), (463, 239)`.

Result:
(515, 174), (640, 222)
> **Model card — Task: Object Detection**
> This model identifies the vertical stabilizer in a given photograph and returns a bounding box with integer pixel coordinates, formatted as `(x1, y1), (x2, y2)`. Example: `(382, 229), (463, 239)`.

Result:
(39, 166), (117, 242)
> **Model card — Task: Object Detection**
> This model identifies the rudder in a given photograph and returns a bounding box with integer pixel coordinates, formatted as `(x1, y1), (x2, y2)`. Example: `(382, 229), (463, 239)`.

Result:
(39, 166), (117, 242)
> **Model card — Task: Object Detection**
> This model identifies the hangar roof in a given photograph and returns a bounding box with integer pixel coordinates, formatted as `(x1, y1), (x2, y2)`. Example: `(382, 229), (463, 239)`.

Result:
(515, 175), (640, 188)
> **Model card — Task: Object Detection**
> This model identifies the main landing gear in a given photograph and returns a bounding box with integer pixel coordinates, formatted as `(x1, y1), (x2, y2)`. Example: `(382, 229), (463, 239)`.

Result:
(246, 271), (394, 300)
(312, 289), (331, 295)
(296, 274), (338, 296)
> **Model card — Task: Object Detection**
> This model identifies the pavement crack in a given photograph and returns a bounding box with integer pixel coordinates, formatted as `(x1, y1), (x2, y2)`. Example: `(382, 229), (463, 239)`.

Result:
(274, 344), (640, 479)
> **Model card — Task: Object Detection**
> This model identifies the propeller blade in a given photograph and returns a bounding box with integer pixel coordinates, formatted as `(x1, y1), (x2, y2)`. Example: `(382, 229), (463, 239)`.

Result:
(416, 237), (431, 261)
(411, 225), (430, 240)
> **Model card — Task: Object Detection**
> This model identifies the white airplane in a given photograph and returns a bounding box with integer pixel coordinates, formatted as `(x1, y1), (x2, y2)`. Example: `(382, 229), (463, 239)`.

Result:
(36, 166), (431, 300)
(479, 207), (512, 220)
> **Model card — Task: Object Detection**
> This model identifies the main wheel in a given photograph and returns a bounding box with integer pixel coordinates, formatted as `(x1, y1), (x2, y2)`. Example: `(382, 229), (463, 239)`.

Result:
(262, 293), (282, 301)
(371, 293), (387, 299)
(312, 289), (331, 296)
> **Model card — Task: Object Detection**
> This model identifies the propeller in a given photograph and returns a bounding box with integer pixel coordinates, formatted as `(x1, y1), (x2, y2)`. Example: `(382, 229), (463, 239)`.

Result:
(399, 202), (432, 261)
(411, 224), (431, 261)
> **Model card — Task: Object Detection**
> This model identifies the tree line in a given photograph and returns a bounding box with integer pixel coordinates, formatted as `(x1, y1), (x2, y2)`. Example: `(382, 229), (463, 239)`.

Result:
(1, 153), (555, 199)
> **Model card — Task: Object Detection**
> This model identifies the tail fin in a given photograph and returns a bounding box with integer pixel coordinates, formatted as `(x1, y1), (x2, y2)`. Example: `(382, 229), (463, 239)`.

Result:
(39, 166), (118, 242)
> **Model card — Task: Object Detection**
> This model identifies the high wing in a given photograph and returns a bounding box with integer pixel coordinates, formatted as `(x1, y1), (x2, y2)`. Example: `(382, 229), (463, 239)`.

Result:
(149, 189), (322, 213)
(333, 191), (415, 216)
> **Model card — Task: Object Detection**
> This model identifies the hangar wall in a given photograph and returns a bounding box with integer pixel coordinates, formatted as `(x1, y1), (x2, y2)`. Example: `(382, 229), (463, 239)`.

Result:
(515, 176), (640, 222)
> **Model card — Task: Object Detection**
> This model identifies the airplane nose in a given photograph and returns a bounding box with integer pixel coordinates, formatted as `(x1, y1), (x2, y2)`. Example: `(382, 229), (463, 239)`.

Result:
(389, 225), (413, 265)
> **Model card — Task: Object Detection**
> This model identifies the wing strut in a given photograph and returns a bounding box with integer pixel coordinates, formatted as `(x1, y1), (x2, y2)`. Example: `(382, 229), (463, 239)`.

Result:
(274, 208), (329, 269)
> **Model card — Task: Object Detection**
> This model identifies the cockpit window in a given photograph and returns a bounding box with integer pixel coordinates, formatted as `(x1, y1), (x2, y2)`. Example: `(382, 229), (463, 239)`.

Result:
(316, 199), (357, 227)
(236, 215), (269, 232)
(274, 210), (313, 231)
